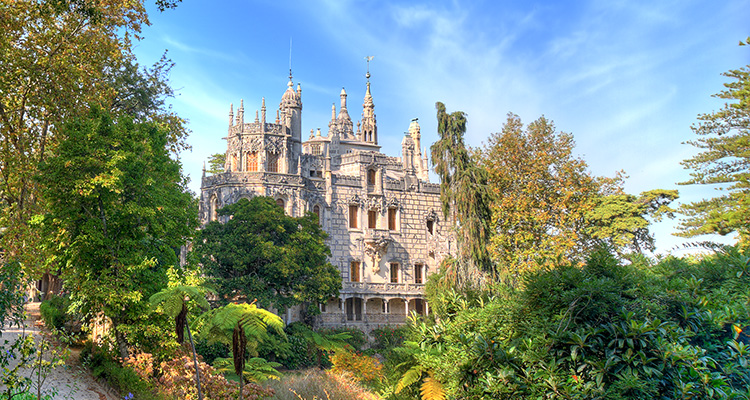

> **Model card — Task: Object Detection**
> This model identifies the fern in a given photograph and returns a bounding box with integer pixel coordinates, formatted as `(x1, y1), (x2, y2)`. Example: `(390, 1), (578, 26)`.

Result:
(395, 365), (424, 393)
(420, 373), (446, 400)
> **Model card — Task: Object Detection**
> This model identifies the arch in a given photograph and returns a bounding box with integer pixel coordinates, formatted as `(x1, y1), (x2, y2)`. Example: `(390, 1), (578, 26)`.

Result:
(312, 204), (321, 224)
(210, 195), (219, 222)
(275, 198), (285, 209)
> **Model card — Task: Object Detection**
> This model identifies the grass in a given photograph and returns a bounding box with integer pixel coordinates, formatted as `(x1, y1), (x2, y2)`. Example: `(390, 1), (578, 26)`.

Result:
(265, 369), (381, 400)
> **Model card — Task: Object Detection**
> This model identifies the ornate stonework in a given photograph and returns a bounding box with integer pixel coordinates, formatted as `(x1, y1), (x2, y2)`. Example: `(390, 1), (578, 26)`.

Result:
(200, 72), (453, 332)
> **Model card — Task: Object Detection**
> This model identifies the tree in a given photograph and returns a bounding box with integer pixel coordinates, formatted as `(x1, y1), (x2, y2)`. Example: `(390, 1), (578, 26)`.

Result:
(585, 189), (678, 254)
(196, 197), (341, 314)
(430, 102), (492, 281)
(678, 38), (750, 245)
(150, 285), (213, 400)
(198, 303), (284, 400)
(479, 113), (602, 276)
(37, 106), (198, 358)
(206, 153), (226, 174)
(0, 1), (188, 294)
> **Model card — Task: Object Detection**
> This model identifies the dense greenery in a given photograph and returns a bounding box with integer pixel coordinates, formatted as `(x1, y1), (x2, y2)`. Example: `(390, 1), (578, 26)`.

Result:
(678, 38), (750, 244)
(385, 246), (750, 400)
(196, 197), (341, 315)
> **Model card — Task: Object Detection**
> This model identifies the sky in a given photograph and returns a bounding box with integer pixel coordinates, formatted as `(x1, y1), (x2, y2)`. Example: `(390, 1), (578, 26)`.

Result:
(132, 0), (749, 255)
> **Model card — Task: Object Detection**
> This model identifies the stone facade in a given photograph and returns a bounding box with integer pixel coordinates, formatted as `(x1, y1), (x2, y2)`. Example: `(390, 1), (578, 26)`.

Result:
(200, 73), (454, 331)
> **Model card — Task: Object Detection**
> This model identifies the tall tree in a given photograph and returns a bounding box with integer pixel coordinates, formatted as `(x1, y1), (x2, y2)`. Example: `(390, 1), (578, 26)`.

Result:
(37, 106), (198, 358)
(678, 38), (750, 245)
(196, 197), (341, 315)
(585, 189), (678, 254)
(430, 102), (492, 280)
(479, 113), (601, 276)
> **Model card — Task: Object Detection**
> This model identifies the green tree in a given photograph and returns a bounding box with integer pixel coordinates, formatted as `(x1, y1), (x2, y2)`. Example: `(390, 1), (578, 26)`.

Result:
(198, 303), (284, 400)
(586, 189), (678, 254)
(206, 153), (226, 174)
(196, 197), (341, 314)
(430, 102), (492, 281)
(479, 113), (601, 276)
(678, 38), (750, 245)
(37, 106), (198, 358)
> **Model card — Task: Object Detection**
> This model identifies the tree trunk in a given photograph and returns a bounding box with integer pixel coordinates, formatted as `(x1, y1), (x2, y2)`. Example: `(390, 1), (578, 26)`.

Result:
(176, 303), (187, 344)
(112, 321), (129, 359)
(185, 317), (203, 400)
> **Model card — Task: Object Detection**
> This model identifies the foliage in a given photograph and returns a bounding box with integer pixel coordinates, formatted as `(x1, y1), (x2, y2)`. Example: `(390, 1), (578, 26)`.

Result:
(213, 356), (282, 383)
(39, 294), (70, 331)
(585, 189), (678, 254)
(430, 102), (492, 279)
(37, 106), (198, 358)
(678, 38), (750, 244)
(385, 245), (750, 399)
(0, 0), (149, 271)
(149, 285), (212, 344)
(195, 339), (230, 366)
(207, 153), (226, 175)
(80, 342), (160, 400)
(196, 196), (340, 311)
(197, 302), (284, 400)
(281, 323), (353, 369)
(157, 352), (275, 400)
(479, 113), (603, 276)
(370, 326), (408, 352)
(329, 350), (384, 386)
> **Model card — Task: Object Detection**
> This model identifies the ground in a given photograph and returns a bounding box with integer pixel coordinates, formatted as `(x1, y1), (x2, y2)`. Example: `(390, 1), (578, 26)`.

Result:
(1, 303), (116, 400)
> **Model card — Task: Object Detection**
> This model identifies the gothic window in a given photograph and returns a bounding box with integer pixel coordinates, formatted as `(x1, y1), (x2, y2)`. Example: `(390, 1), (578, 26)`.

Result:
(388, 208), (397, 231)
(368, 210), (377, 229)
(349, 205), (358, 229)
(267, 151), (279, 173)
(390, 263), (399, 283)
(350, 261), (360, 282)
(367, 169), (376, 185)
(246, 151), (258, 171)
(414, 264), (424, 284)
(313, 205), (321, 225)
(231, 154), (238, 171)
(276, 198), (285, 210)
(426, 219), (434, 235)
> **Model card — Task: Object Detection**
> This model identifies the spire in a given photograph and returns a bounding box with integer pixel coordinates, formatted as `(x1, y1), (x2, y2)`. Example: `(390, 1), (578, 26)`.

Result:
(229, 103), (234, 127)
(331, 103), (336, 121)
(276, 109), (280, 124)
(261, 97), (266, 125)
(254, 110), (259, 124)
(361, 57), (377, 144)
(237, 99), (245, 128)
(339, 88), (348, 112)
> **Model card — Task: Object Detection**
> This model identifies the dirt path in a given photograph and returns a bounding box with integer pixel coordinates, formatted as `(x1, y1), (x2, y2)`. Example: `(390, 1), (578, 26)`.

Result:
(1, 303), (117, 400)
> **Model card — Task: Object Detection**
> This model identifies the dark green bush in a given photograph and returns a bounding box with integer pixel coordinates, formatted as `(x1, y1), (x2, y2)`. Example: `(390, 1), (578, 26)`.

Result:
(80, 341), (161, 400)
(194, 338), (229, 365)
(39, 295), (69, 331)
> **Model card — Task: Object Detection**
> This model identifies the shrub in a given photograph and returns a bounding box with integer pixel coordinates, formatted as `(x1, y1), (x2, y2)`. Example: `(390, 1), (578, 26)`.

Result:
(39, 295), (69, 331)
(330, 350), (383, 386)
(80, 342), (160, 400)
(370, 326), (408, 351)
(265, 369), (380, 400)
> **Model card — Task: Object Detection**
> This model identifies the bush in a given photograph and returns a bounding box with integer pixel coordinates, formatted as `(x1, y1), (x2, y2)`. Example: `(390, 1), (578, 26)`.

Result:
(330, 350), (383, 386)
(265, 369), (380, 400)
(194, 338), (229, 366)
(39, 295), (69, 331)
(80, 342), (160, 400)
(370, 326), (408, 352)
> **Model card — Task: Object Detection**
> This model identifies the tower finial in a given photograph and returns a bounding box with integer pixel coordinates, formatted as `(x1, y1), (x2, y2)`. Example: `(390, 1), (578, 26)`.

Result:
(288, 37), (293, 87)
(365, 55), (374, 81)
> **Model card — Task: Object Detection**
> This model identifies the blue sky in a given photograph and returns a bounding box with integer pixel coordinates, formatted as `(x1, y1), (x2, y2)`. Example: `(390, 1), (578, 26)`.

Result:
(132, 0), (748, 255)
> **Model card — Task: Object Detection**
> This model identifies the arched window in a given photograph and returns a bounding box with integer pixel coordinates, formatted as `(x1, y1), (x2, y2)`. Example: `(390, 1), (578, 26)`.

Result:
(267, 151), (279, 173)
(276, 198), (285, 209)
(246, 151), (258, 171)
(312, 205), (321, 224)
(210, 195), (219, 222)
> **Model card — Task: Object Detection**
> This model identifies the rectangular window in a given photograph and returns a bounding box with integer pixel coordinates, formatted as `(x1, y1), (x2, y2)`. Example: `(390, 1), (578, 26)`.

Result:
(367, 169), (376, 185)
(368, 210), (377, 229)
(388, 208), (397, 230)
(349, 205), (358, 229)
(247, 152), (258, 171)
(390, 263), (399, 283)
(350, 261), (360, 282)
(415, 264), (423, 284)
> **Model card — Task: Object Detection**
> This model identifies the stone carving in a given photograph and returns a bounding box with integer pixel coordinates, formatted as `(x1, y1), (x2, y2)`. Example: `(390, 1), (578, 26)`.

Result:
(265, 136), (285, 154)
(364, 235), (390, 273)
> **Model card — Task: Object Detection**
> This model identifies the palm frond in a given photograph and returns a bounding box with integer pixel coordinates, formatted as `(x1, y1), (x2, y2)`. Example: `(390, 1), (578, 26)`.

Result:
(420, 373), (446, 400)
(395, 365), (425, 394)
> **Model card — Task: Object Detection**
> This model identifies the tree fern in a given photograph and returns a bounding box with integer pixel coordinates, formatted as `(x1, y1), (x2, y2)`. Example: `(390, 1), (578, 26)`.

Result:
(395, 365), (425, 393)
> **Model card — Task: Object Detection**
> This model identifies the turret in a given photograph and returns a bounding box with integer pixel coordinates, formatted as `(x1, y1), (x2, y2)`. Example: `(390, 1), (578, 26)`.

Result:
(361, 64), (377, 144)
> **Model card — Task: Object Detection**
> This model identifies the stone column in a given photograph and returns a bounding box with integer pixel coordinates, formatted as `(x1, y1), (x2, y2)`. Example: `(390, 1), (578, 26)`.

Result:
(363, 297), (368, 323)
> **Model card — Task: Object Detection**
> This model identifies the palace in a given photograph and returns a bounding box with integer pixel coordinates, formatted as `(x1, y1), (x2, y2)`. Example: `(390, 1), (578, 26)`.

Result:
(199, 71), (453, 331)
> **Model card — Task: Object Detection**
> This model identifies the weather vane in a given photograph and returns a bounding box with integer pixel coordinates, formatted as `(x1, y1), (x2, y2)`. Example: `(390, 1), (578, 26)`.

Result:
(365, 55), (374, 80)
